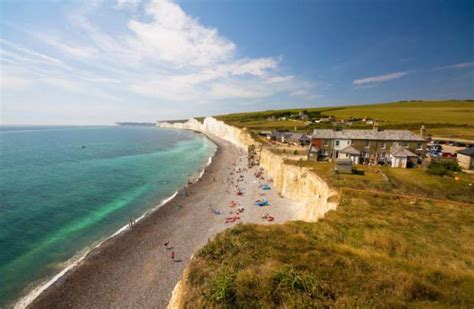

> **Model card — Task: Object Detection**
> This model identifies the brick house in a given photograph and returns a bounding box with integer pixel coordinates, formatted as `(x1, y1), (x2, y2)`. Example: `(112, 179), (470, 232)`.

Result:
(308, 125), (426, 168)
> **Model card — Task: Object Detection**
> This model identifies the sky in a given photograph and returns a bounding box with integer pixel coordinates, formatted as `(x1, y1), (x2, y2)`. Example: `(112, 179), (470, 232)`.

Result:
(0, 0), (473, 125)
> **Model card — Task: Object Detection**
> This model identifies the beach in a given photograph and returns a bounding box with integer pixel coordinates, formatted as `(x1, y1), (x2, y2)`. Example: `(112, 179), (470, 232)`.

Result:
(26, 133), (298, 308)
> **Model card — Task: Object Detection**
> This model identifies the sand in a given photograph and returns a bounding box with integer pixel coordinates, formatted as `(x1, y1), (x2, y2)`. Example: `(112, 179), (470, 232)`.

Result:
(27, 133), (299, 309)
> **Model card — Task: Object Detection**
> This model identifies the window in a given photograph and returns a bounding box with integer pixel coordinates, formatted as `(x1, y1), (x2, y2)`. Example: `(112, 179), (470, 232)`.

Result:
(416, 142), (423, 150)
(400, 141), (408, 148)
(364, 140), (370, 148)
(335, 140), (340, 146)
(351, 140), (354, 145)
(380, 142), (386, 149)
(324, 140), (329, 147)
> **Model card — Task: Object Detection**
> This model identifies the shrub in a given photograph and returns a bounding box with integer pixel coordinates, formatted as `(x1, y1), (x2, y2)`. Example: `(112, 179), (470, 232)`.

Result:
(205, 269), (235, 303)
(426, 160), (461, 176)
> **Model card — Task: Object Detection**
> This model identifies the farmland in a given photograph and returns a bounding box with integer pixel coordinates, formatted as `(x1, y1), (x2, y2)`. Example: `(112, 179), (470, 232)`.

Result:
(216, 100), (474, 139)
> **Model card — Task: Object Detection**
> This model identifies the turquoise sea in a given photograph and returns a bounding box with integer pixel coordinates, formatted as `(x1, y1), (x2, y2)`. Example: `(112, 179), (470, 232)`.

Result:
(0, 126), (216, 307)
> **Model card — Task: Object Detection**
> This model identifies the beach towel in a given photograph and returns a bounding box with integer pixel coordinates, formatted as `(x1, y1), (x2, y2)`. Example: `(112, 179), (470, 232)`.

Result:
(255, 200), (270, 207)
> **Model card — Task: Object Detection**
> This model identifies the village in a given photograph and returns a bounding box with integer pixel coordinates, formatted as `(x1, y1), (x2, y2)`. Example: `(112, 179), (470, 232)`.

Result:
(248, 110), (474, 174)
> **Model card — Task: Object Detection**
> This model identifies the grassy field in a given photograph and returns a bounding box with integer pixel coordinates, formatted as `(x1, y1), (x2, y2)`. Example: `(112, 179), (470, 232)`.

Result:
(183, 191), (474, 307)
(216, 100), (474, 139)
(179, 100), (474, 307)
(181, 163), (474, 307)
(285, 160), (474, 203)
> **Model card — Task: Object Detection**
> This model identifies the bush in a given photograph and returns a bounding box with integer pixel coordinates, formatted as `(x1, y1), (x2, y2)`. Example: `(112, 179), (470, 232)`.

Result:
(426, 160), (461, 176)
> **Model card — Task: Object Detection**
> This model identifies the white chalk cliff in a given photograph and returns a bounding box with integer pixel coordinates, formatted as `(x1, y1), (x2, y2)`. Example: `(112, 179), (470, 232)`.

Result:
(162, 117), (339, 309)
(159, 117), (338, 222)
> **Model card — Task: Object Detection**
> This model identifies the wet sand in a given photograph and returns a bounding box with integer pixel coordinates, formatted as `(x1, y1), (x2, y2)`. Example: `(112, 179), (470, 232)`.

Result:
(28, 133), (298, 309)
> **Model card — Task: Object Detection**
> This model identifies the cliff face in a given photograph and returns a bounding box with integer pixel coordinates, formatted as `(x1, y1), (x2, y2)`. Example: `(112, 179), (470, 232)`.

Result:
(259, 149), (338, 221)
(159, 117), (338, 222)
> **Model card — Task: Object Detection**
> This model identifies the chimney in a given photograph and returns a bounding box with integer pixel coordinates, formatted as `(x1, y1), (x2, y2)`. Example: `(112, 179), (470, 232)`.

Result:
(420, 125), (426, 137)
(373, 122), (379, 132)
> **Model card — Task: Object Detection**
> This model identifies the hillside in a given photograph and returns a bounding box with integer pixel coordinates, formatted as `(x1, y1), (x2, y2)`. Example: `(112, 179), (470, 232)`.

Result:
(180, 163), (474, 307)
(216, 100), (474, 140)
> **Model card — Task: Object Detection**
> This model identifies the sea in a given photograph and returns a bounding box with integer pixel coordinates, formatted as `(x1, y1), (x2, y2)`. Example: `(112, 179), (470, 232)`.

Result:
(0, 125), (216, 307)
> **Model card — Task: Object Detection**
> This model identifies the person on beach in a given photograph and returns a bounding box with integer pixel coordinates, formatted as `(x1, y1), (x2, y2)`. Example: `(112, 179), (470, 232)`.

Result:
(171, 251), (175, 260)
(131, 217), (136, 225)
(164, 241), (169, 248)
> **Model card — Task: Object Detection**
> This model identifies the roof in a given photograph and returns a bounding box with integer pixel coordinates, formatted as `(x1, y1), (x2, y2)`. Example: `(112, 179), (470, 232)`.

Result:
(391, 147), (418, 157)
(311, 129), (425, 141)
(458, 147), (474, 157)
(339, 146), (361, 155)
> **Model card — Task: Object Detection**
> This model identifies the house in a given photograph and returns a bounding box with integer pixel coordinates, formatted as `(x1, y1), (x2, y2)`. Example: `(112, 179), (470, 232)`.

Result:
(298, 111), (309, 120)
(285, 133), (311, 145)
(270, 131), (311, 145)
(457, 148), (474, 170)
(308, 124), (426, 168)
(314, 116), (334, 123)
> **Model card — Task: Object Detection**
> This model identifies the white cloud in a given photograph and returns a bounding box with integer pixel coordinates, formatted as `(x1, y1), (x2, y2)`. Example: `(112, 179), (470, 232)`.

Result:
(0, 39), (63, 65)
(2, 0), (317, 111)
(37, 34), (98, 59)
(116, 0), (141, 10)
(125, 0), (235, 67)
(353, 71), (409, 86)
(433, 61), (474, 71)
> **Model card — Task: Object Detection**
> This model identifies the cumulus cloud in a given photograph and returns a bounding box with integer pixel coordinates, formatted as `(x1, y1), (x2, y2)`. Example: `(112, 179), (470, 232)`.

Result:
(1, 0), (317, 104)
(353, 71), (409, 86)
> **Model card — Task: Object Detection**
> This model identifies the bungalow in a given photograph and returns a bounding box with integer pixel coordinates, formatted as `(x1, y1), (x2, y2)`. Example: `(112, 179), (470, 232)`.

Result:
(457, 148), (474, 170)
(308, 124), (426, 168)
(270, 131), (311, 145)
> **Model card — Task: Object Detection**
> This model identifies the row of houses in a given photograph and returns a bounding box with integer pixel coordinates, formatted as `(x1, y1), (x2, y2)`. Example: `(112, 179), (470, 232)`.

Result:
(308, 124), (427, 168)
(265, 124), (474, 170)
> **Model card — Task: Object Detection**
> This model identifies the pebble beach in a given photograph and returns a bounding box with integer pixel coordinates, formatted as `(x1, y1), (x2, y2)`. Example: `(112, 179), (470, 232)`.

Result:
(26, 133), (299, 308)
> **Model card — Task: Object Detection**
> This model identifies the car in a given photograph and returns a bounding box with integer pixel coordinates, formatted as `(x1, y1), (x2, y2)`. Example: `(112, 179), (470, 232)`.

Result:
(442, 152), (455, 158)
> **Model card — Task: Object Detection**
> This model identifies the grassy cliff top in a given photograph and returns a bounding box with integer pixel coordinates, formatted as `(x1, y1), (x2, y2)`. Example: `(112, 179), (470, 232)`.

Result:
(183, 192), (474, 307)
(181, 164), (474, 307)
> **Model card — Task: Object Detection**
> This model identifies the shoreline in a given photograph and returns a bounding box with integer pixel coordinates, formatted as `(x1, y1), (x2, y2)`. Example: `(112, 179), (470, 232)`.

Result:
(25, 132), (299, 308)
(13, 132), (218, 309)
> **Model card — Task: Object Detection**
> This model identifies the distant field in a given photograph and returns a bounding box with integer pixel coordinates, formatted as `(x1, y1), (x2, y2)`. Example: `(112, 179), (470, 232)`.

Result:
(318, 101), (474, 124)
(216, 100), (474, 140)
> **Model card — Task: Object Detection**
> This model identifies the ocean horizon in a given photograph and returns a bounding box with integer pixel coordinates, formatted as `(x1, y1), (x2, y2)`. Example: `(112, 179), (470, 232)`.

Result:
(0, 125), (216, 307)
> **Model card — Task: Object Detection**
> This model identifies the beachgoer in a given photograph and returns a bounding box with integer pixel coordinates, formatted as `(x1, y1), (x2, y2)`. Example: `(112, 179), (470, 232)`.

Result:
(164, 241), (169, 248)
(171, 251), (175, 260)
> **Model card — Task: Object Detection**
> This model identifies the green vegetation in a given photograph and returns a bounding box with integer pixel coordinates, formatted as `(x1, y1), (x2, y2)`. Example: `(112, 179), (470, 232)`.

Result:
(286, 160), (473, 203)
(426, 160), (462, 177)
(216, 100), (474, 139)
(182, 161), (474, 307)
(181, 100), (474, 306)
(184, 191), (474, 307)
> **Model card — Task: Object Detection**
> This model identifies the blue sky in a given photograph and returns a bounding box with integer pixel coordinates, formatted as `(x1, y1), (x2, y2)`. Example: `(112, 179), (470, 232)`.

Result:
(1, 0), (473, 124)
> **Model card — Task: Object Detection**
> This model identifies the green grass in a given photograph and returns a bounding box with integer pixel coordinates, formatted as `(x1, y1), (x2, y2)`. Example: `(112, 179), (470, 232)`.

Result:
(285, 160), (474, 203)
(216, 100), (474, 139)
(183, 191), (474, 307)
